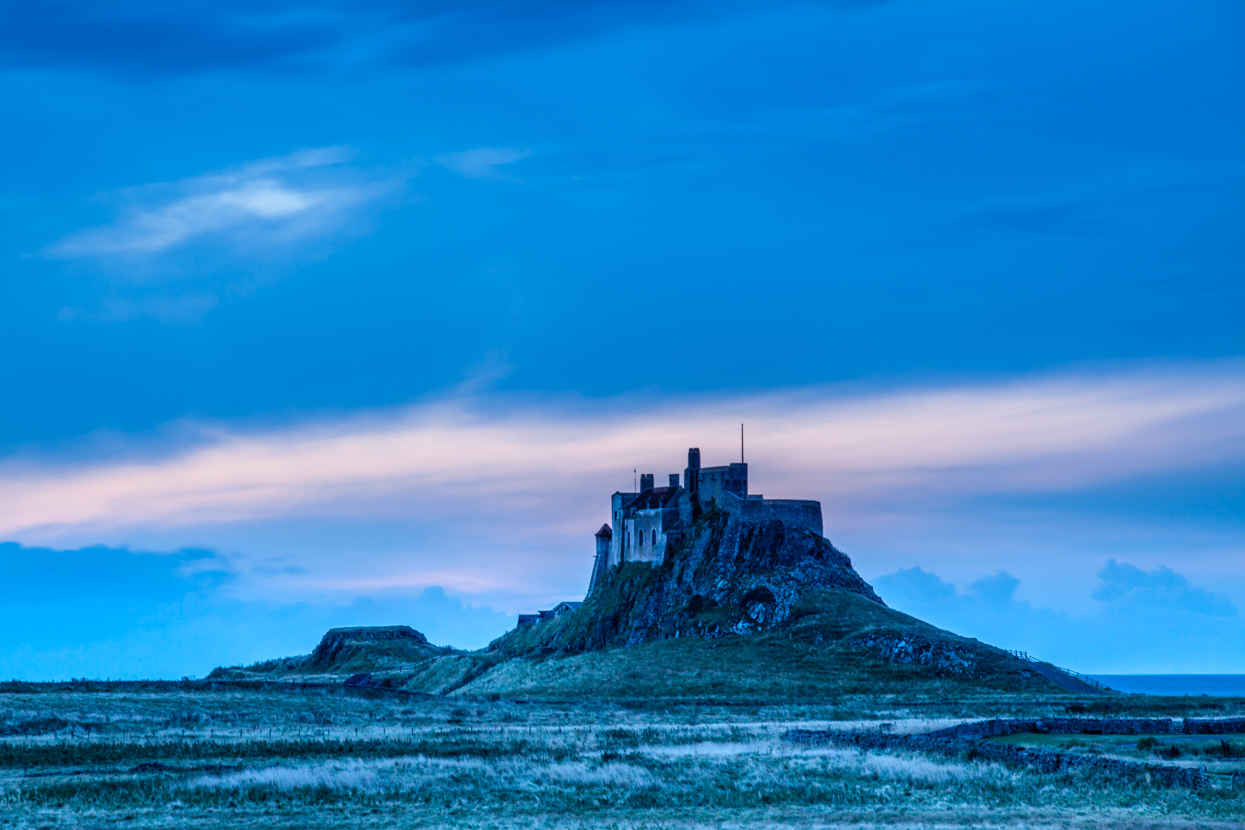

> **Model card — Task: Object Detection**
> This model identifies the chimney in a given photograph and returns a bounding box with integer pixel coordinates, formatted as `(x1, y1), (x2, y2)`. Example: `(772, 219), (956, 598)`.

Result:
(640, 473), (654, 491)
(684, 447), (700, 497)
(669, 473), (679, 488)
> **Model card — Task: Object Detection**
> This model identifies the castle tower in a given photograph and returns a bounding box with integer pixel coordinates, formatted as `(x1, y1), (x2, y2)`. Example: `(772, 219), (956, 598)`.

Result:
(640, 473), (654, 491)
(588, 523), (613, 593)
(595, 523), (612, 561)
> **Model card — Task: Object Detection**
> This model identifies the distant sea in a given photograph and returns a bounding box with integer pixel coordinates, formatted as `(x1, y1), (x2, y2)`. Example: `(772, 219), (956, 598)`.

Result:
(1089, 675), (1245, 696)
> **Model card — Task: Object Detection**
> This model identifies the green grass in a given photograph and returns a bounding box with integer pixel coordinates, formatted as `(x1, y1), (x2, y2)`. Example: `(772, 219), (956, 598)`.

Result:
(1, 687), (1243, 828)
(990, 732), (1245, 771)
(464, 588), (1074, 702)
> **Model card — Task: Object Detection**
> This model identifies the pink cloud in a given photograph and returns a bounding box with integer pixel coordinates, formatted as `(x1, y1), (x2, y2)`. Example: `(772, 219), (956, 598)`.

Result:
(2, 364), (1242, 553)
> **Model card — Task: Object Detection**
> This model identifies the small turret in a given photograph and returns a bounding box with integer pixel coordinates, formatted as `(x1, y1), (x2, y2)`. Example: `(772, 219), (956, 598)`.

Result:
(640, 473), (654, 491)
(588, 523), (613, 593)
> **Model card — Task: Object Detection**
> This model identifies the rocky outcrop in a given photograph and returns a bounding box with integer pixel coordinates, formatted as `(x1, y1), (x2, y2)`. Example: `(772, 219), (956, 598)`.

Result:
(498, 508), (883, 654)
(851, 631), (979, 676)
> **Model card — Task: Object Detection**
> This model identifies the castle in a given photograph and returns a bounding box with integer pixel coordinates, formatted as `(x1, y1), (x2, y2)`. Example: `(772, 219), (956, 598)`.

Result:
(586, 447), (823, 593)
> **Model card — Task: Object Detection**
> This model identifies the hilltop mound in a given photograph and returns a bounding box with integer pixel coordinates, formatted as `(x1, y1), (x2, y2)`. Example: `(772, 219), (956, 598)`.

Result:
(209, 625), (491, 694)
(306, 626), (435, 670)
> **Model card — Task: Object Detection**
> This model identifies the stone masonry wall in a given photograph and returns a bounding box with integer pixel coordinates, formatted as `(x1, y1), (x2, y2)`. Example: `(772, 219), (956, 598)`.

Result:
(724, 494), (823, 536)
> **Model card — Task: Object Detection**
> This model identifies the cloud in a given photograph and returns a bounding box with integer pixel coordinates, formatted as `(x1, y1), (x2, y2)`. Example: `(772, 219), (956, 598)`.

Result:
(1093, 559), (1237, 617)
(437, 148), (531, 179)
(964, 571), (1019, 606)
(2, 366), (1242, 675)
(737, 77), (996, 146)
(0, 541), (512, 679)
(0, 1), (863, 79)
(933, 165), (1245, 237)
(59, 295), (222, 325)
(0, 363), (1242, 545)
(874, 562), (1245, 673)
(48, 148), (386, 260)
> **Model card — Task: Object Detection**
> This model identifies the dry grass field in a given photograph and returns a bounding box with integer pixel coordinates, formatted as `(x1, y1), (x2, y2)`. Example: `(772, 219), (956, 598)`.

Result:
(2, 684), (1243, 829)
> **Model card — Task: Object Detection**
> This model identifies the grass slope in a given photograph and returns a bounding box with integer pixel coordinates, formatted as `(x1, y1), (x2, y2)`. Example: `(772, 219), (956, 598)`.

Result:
(462, 587), (1062, 700)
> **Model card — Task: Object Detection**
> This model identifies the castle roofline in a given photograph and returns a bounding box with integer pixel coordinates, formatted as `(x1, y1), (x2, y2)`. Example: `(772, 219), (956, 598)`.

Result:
(595, 523), (612, 538)
(623, 486), (681, 511)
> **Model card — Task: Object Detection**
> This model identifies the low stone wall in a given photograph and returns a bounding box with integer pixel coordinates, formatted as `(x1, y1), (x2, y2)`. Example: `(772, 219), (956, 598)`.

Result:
(786, 729), (1207, 788)
(785, 717), (1245, 790)
(1184, 718), (1245, 734)
(926, 717), (1178, 740)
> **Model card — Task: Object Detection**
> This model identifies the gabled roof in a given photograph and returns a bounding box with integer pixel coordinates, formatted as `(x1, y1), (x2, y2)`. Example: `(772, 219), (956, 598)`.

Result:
(624, 486), (682, 511)
(595, 523), (612, 538)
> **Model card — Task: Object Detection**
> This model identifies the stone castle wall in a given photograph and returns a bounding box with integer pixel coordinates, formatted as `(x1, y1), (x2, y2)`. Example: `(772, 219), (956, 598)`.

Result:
(722, 492), (823, 536)
(697, 463), (747, 508)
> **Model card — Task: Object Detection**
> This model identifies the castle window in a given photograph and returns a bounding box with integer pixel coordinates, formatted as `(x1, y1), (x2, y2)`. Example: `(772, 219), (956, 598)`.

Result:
(651, 529), (656, 545)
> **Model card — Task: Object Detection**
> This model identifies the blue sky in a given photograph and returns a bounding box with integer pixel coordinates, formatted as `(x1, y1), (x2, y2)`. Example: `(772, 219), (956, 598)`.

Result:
(1, 0), (1242, 678)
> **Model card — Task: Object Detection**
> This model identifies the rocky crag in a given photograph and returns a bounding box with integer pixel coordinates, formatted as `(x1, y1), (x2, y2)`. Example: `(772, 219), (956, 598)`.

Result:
(568, 508), (881, 647)
(499, 508), (925, 654)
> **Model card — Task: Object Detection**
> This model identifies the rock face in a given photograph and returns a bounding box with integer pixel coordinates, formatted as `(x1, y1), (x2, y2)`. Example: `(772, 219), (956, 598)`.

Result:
(503, 508), (883, 654)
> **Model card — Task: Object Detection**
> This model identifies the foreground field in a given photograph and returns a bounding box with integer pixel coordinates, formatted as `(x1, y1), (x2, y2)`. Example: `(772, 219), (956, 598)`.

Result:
(2, 685), (1244, 829)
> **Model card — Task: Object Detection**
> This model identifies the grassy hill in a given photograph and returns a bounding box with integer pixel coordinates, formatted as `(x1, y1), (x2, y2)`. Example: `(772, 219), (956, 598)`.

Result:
(465, 586), (1061, 700)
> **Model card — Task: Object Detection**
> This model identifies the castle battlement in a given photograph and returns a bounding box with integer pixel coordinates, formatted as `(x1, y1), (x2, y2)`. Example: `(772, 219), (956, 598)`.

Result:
(587, 447), (823, 593)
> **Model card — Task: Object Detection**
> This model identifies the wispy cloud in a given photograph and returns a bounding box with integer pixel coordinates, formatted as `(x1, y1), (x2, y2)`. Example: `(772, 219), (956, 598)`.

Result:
(1, 363), (1242, 545)
(48, 148), (387, 259)
(436, 147), (531, 179)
